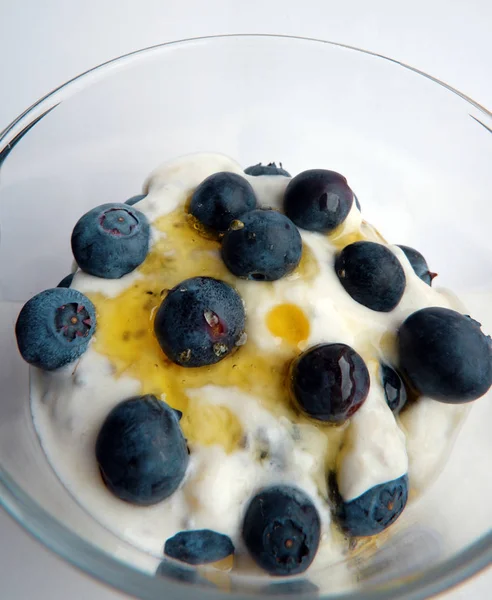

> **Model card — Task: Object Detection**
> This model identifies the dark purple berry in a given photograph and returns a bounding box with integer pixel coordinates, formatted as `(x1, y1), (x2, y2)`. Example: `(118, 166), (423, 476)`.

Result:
(290, 343), (370, 424)
(380, 364), (407, 414)
(284, 169), (353, 232)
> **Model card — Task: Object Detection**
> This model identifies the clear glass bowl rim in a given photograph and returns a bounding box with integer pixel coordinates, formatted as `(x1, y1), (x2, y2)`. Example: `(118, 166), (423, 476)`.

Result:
(0, 33), (490, 600)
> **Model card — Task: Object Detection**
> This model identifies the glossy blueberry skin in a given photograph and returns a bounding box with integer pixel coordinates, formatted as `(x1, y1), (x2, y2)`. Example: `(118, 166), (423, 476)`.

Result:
(331, 473), (409, 537)
(242, 485), (321, 576)
(397, 245), (436, 286)
(244, 162), (291, 177)
(399, 307), (492, 403)
(380, 364), (407, 414)
(156, 560), (217, 588)
(221, 209), (302, 281)
(164, 529), (234, 565)
(15, 288), (96, 371)
(290, 343), (370, 424)
(283, 169), (353, 232)
(335, 241), (406, 312)
(154, 276), (246, 367)
(96, 395), (188, 506)
(57, 273), (75, 288)
(71, 202), (150, 279)
(190, 172), (257, 232)
(125, 194), (146, 206)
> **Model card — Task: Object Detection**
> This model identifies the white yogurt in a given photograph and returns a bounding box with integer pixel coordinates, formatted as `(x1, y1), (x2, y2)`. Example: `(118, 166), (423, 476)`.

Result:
(31, 153), (471, 573)
(72, 268), (143, 298)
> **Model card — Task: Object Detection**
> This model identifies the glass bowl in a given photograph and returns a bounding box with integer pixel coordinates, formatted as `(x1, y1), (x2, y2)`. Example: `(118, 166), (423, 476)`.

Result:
(0, 34), (491, 600)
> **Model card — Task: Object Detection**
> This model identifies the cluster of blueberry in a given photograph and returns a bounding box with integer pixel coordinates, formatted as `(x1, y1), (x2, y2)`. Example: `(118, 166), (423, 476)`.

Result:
(95, 394), (323, 574)
(93, 393), (410, 576)
(14, 161), (492, 578)
(191, 170), (303, 281)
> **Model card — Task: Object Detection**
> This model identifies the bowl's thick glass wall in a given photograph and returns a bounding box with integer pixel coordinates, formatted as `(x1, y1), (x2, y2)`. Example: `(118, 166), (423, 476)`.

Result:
(0, 35), (491, 600)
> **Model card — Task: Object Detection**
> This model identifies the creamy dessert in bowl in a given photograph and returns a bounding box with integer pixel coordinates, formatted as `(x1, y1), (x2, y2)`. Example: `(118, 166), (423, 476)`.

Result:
(15, 153), (492, 584)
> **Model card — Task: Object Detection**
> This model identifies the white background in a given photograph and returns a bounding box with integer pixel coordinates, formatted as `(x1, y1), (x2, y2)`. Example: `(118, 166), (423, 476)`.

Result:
(0, 1), (490, 598)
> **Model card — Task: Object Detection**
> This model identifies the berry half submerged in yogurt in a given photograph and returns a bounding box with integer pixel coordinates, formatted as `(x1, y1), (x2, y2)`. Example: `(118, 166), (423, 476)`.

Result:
(330, 473), (409, 537)
(244, 162), (291, 177)
(397, 244), (437, 286)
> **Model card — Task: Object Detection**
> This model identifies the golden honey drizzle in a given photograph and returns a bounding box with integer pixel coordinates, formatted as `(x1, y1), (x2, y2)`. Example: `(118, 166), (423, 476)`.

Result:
(329, 218), (387, 250)
(88, 206), (349, 458)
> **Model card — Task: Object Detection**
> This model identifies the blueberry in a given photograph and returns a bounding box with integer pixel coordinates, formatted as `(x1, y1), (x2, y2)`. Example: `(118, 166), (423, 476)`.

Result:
(335, 241), (406, 312)
(242, 485), (321, 576)
(156, 560), (217, 588)
(398, 307), (492, 403)
(221, 209), (302, 281)
(262, 579), (319, 596)
(95, 395), (189, 505)
(397, 245), (436, 286)
(154, 277), (246, 367)
(57, 273), (74, 288)
(330, 473), (409, 537)
(164, 529), (234, 565)
(354, 193), (361, 212)
(380, 364), (407, 414)
(283, 169), (353, 232)
(125, 194), (146, 206)
(244, 162), (291, 177)
(190, 172), (257, 232)
(71, 202), (150, 279)
(290, 343), (370, 424)
(15, 288), (96, 371)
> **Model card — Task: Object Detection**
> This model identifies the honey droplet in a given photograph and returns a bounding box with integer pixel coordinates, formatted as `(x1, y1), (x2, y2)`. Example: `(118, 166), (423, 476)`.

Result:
(266, 303), (310, 347)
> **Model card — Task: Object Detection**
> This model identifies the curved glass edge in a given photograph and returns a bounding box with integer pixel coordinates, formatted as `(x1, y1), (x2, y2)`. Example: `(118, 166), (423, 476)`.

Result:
(1, 467), (491, 600)
(0, 34), (490, 154)
(0, 33), (491, 600)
